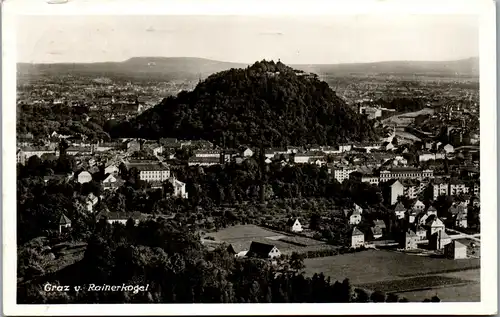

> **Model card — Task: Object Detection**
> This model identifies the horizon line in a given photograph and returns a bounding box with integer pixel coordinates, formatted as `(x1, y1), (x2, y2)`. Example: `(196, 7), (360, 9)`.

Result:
(17, 55), (480, 66)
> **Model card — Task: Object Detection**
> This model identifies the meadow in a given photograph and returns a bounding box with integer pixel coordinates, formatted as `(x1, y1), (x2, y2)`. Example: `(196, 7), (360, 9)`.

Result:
(303, 249), (480, 301)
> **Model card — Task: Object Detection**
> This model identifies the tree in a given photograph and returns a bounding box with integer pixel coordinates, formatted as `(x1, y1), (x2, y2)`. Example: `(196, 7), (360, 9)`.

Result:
(370, 290), (386, 303)
(309, 213), (322, 230)
(289, 252), (305, 273)
(354, 288), (369, 303)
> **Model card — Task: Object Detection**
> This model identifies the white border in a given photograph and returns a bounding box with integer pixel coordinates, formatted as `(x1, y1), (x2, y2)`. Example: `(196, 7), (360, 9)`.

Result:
(2, 0), (497, 315)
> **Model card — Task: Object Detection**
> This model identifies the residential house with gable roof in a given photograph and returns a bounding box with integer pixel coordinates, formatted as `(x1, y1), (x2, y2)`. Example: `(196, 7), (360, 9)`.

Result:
(287, 218), (303, 232)
(351, 227), (365, 248)
(246, 242), (281, 259)
(403, 230), (419, 250)
(59, 214), (72, 234)
(393, 203), (406, 219)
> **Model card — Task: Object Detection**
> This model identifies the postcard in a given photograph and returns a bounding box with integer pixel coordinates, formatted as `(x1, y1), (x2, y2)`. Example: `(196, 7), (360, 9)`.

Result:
(2, 0), (497, 315)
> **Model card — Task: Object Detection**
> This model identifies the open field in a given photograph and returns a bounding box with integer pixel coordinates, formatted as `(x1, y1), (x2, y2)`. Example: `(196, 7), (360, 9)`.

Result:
(303, 249), (480, 301)
(209, 224), (334, 255)
(395, 283), (480, 302)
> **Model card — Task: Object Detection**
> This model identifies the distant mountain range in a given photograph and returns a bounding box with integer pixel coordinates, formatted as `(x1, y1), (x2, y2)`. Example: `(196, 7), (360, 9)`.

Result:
(17, 56), (479, 80)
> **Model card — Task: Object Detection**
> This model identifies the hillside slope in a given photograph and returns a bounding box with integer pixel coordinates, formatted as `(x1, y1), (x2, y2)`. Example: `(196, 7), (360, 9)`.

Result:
(109, 60), (379, 147)
(18, 57), (479, 81)
(17, 57), (247, 81)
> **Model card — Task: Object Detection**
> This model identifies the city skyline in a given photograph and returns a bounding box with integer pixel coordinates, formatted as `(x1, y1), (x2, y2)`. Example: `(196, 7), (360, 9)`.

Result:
(17, 15), (479, 64)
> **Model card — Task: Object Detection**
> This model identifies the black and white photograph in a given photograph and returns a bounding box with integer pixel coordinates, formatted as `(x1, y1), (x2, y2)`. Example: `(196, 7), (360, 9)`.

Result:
(2, 0), (497, 315)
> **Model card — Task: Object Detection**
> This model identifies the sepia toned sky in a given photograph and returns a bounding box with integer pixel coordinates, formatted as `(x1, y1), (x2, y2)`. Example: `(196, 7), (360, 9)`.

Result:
(17, 15), (479, 64)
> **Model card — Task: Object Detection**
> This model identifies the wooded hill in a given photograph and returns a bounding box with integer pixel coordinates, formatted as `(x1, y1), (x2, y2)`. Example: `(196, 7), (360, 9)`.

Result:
(109, 60), (379, 147)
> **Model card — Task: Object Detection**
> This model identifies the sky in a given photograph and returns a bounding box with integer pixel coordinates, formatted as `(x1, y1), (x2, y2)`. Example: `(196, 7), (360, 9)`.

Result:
(16, 15), (479, 64)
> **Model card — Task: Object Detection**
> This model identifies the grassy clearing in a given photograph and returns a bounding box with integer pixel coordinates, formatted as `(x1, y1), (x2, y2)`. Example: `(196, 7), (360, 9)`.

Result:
(303, 250), (480, 285)
(210, 224), (335, 255)
(357, 276), (470, 293)
(395, 283), (480, 302)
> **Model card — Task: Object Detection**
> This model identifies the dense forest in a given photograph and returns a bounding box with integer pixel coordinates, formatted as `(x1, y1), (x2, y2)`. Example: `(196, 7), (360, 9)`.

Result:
(109, 60), (379, 147)
(17, 102), (110, 142)
(18, 219), (414, 304)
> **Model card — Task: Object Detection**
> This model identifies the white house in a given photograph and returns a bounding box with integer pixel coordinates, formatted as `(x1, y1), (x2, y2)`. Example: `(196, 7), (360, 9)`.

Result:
(428, 218), (445, 236)
(247, 242), (281, 259)
(294, 154), (311, 164)
(242, 148), (254, 157)
(354, 203), (363, 214)
(85, 193), (99, 213)
(387, 180), (404, 205)
(445, 240), (467, 259)
(59, 214), (72, 234)
(169, 177), (188, 199)
(349, 212), (362, 225)
(76, 171), (92, 184)
(412, 200), (425, 212)
(287, 218), (303, 232)
(351, 227), (365, 248)
(104, 164), (119, 175)
(443, 144), (455, 154)
(393, 202), (406, 219)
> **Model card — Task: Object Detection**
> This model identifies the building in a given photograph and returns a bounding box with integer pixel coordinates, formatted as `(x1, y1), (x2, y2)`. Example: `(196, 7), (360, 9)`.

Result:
(104, 164), (120, 175)
(354, 203), (363, 214)
(349, 212), (362, 225)
(455, 213), (468, 229)
(445, 240), (467, 259)
(95, 141), (122, 152)
(294, 151), (325, 164)
(408, 210), (417, 223)
(393, 203), (406, 219)
(449, 180), (468, 196)
(132, 164), (171, 182)
(372, 220), (386, 239)
(18, 146), (58, 164)
(193, 149), (221, 158)
(412, 200), (425, 212)
(98, 211), (145, 225)
(103, 174), (121, 191)
(85, 193), (99, 213)
(338, 143), (352, 152)
(427, 206), (438, 216)
(169, 177), (188, 199)
(126, 140), (141, 153)
(351, 227), (365, 248)
(246, 242), (281, 259)
(287, 218), (303, 232)
(443, 144), (455, 154)
(359, 106), (382, 120)
(241, 147), (254, 157)
(66, 146), (93, 156)
(429, 230), (452, 250)
(59, 214), (72, 234)
(433, 181), (449, 200)
(227, 244), (249, 258)
(188, 156), (221, 166)
(386, 180), (404, 205)
(379, 167), (433, 182)
(403, 230), (419, 250)
(427, 217), (445, 237)
(416, 226), (427, 240)
(419, 152), (436, 162)
(331, 166), (357, 183)
(76, 171), (93, 184)
(350, 168), (380, 185)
